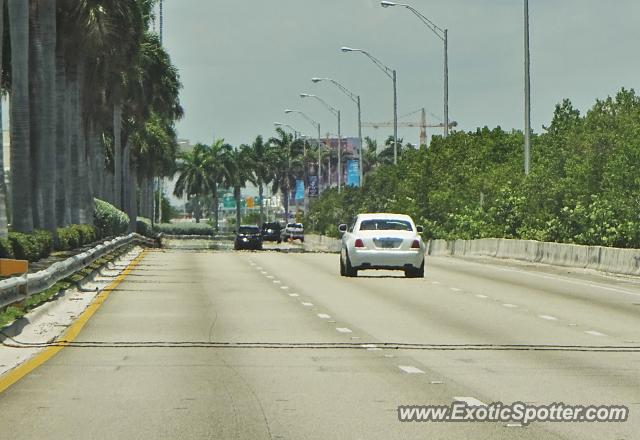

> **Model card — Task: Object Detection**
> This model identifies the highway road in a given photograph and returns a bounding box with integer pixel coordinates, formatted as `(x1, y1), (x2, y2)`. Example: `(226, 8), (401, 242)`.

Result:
(1, 247), (639, 439)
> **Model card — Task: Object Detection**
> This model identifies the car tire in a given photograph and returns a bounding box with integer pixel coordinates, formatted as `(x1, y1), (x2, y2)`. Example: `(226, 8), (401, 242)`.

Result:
(277, 239), (282, 244)
(345, 254), (358, 277)
(404, 262), (425, 278)
(340, 256), (346, 276)
(300, 237), (304, 243)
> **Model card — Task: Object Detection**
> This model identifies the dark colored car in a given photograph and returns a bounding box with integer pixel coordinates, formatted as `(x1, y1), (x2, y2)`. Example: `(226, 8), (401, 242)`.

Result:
(234, 225), (263, 250)
(261, 222), (282, 243)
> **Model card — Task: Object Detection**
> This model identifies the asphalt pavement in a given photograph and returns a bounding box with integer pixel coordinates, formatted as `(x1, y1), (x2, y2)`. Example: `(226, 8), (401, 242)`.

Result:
(0, 246), (638, 439)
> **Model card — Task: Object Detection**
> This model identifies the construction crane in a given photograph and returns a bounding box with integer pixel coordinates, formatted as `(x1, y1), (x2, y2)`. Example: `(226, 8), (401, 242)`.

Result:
(363, 108), (457, 146)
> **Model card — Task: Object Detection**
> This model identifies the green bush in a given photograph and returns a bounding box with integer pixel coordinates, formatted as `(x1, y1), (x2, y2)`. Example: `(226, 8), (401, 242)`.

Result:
(94, 198), (130, 238)
(33, 230), (53, 259)
(0, 237), (15, 258)
(56, 224), (98, 251)
(153, 222), (214, 236)
(136, 217), (154, 238)
(8, 232), (42, 262)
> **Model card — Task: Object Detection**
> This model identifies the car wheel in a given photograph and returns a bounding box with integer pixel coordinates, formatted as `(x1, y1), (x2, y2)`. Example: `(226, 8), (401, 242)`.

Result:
(404, 262), (424, 278)
(345, 254), (358, 277)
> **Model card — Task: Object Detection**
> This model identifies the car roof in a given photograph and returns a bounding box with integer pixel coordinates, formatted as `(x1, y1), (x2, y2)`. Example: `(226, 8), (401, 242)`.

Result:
(356, 213), (414, 222)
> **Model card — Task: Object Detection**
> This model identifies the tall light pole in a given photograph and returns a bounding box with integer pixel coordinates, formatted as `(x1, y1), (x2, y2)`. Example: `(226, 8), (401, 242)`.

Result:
(300, 93), (343, 192)
(381, 1), (449, 138)
(312, 77), (363, 186)
(341, 46), (398, 164)
(284, 109), (323, 192)
(524, 0), (531, 175)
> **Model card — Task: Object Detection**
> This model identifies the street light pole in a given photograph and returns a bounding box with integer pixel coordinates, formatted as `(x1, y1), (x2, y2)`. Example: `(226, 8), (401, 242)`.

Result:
(393, 69), (398, 164)
(381, 1), (449, 138)
(300, 93), (343, 192)
(284, 109), (323, 192)
(311, 77), (364, 186)
(524, 0), (531, 175)
(341, 47), (398, 164)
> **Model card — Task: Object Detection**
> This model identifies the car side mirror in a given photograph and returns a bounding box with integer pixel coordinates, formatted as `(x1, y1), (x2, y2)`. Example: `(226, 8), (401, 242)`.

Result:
(416, 225), (424, 233)
(338, 224), (347, 233)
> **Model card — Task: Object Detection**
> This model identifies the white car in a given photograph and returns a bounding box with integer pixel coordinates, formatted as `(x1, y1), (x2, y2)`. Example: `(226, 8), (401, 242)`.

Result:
(339, 213), (426, 278)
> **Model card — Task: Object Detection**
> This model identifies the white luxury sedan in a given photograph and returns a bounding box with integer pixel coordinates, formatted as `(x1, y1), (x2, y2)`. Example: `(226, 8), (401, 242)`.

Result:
(338, 213), (426, 278)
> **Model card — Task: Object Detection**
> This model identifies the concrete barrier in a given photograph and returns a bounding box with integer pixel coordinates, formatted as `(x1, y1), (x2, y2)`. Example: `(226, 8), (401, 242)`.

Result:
(0, 233), (155, 310)
(428, 237), (640, 276)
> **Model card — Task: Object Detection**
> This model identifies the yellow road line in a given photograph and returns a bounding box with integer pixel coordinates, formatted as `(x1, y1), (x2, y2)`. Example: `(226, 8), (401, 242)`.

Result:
(0, 249), (148, 395)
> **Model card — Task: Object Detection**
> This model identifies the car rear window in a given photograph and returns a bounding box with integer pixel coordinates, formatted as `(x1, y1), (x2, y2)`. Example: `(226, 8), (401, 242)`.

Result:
(239, 226), (260, 234)
(287, 223), (303, 228)
(359, 219), (413, 231)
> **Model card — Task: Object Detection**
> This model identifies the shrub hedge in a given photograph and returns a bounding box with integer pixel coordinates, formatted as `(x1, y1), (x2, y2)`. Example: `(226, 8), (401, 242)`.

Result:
(0, 237), (15, 259)
(8, 230), (53, 262)
(136, 217), (154, 238)
(153, 222), (214, 236)
(94, 198), (129, 238)
(56, 224), (98, 251)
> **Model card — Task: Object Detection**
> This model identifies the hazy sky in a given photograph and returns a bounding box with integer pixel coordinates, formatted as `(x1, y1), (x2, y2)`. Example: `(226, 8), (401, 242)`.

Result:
(160, 0), (640, 147)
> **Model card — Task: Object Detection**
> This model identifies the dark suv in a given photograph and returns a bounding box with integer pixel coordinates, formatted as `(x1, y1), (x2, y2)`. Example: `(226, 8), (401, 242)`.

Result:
(234, 225), (263, 250)
(261, 222), (282, 243)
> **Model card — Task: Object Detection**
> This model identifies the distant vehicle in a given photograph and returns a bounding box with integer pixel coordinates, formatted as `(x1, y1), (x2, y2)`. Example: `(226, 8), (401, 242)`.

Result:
(261, 222), (282, 243)
(338, 213), (425, 278)
(282, 222), (304, 242)
(234, 225), (263, 250)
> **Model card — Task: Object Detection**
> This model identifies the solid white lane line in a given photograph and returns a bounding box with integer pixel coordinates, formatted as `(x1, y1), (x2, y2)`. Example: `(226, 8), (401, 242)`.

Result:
(475, 294), (488, 299)
(301, 302), (314, 307)
(336, 327), (352, 333)
(398, 366), (425, 374)
(317, 313), (331, 319)
(361, 344), (381, 351)
(585, 330), (606, 337)
(437, 258), (640, 298)
(288, 293), (299, 297)
(453, 396), (487, 406)
(538, 314), (558, 321)
(502, 303), (517, 308)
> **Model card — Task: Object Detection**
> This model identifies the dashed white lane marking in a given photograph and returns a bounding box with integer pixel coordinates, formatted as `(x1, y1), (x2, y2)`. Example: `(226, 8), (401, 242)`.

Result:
(502, 303), (517, 308)
(398, 365), (425, 374)
(538, 314), (558, 321)
(301, 302), (314, 307)
(362, 344), (382, 351)
(273, 280), (281, 284)
(266, 275), (274, 279)
(336, 327), (353, 333)
(453, 396), (487, 406)
(431, 281), (441, 285)
(475, 294), (488, 299)
(450, 287), (462, 292)
(585, 330), (606, 337)
(256, 266), (263, 270)
(317, 313), (331, 319)
(505, 423), (524, 428)
(261, 271), (268, 275)
(288, 293), (299, 297)
(280, 286), (289, 290)
(430, 380), (444, 385)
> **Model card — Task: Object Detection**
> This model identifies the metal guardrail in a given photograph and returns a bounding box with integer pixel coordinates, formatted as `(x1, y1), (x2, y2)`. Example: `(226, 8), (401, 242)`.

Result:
(0, 233), (155, 310)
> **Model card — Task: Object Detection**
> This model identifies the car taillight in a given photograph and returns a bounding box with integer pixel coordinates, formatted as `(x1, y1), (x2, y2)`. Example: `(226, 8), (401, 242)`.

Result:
(355, 238), (365, 248)
(411, 239), (420, 249)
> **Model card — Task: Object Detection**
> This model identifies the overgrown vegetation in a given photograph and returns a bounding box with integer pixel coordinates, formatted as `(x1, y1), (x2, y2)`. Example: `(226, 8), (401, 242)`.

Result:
(153, 222), (215, 236)
(94, 199), (130, 238)
(307, 89), (640, 248)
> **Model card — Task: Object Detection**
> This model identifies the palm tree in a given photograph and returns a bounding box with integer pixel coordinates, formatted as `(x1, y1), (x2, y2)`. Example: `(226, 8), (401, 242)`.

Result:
(224, 145), (256, 229)
(269, 128), (302, 222)
(0, 0), (8, 237)
(363, 136), (379, 176)
(173, 143), (210, 223)
(8, 0), (33, 233)
(249, 135), (272, 225)
(205, 139), (233, 230)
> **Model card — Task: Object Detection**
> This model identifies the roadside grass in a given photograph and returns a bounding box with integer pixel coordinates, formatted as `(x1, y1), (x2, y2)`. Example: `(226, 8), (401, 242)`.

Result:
(0, 245), (137, 330)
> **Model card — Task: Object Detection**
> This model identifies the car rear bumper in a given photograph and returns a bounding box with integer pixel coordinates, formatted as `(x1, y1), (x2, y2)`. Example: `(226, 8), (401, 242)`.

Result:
(350, 249), (424, 270)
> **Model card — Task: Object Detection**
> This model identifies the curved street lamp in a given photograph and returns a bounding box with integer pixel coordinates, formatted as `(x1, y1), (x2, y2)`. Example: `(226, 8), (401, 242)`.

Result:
(341, 46), (398, 164)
